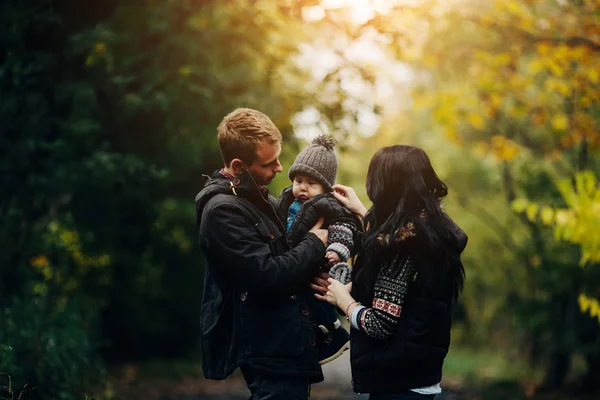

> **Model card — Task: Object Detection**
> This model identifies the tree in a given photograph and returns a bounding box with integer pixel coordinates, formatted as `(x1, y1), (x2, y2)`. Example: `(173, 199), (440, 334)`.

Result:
(380, 0), (600, 390)
(0, 0), (355, 396)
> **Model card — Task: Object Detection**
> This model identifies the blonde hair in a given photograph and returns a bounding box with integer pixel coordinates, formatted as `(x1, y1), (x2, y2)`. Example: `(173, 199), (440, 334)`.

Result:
(217, 108), (282, 165)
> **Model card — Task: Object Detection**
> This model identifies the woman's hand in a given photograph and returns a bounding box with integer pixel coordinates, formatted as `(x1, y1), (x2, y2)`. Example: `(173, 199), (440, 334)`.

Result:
(333, 184), (368, 218)
(316, 278), (353, 307)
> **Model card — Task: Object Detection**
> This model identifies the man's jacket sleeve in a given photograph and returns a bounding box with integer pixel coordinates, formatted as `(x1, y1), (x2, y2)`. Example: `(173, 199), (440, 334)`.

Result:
(201, 203), (327, 296)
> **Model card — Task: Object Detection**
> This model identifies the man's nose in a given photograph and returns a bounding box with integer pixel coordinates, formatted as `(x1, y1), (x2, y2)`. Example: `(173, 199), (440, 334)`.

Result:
(274, 160), (283, 173)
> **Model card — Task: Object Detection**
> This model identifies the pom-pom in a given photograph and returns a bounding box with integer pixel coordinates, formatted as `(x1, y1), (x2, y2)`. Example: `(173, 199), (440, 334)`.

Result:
(311, 135), (336, 151)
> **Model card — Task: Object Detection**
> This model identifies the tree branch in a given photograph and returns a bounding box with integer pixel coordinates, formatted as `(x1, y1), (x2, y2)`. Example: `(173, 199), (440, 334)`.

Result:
(464, 14), (600, 53)
(532, 36), (600, 52)
(451, 193), (523, 256)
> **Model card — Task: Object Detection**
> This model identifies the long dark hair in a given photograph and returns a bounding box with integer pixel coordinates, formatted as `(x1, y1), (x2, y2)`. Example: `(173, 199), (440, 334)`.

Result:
(353, 145), (464, 302)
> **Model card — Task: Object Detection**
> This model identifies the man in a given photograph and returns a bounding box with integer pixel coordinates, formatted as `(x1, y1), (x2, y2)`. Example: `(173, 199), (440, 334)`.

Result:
(195, 108), (329, 399)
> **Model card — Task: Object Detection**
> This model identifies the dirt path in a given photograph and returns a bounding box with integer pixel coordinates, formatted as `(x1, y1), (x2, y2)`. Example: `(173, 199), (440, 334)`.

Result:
(111, 351), (597, 400)
(140, 352), (462, 400)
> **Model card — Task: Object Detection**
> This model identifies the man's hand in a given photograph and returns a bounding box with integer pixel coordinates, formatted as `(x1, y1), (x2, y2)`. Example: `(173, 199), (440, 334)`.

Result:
(325, 251), (341, 265)
(309, 217), (328, 245)
(310, 271), (330, 296)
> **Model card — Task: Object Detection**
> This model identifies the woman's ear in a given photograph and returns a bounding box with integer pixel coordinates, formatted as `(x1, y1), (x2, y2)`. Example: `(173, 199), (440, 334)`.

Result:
(230, 158), (244, 175)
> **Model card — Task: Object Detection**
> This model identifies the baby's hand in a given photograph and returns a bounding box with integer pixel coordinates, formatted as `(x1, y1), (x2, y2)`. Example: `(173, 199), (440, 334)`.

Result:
(325, 251), (341, 265)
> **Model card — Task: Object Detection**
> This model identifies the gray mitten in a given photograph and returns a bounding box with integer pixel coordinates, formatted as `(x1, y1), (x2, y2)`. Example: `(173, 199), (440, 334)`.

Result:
(329, 262), (352, 285)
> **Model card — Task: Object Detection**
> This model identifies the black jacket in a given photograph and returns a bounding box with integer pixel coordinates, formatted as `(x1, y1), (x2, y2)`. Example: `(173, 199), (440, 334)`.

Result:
(276, 186), (361, 248)
(195, 170), (326, 382)
(349, 215), (468, 393)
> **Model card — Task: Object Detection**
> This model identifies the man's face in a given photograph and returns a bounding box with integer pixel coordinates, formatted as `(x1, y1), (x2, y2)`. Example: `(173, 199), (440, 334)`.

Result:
(245, 141), (283, 186)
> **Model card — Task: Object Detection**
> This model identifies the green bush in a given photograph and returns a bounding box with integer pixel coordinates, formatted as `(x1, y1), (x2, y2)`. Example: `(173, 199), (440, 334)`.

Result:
(0, 298), (105, 400)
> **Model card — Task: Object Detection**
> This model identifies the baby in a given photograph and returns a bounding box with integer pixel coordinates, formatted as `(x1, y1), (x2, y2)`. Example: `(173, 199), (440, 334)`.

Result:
(277, 135), (360, 364)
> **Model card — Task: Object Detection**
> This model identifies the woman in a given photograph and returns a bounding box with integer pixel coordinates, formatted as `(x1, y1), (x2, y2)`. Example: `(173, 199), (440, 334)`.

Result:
(314, 145), (467, 400)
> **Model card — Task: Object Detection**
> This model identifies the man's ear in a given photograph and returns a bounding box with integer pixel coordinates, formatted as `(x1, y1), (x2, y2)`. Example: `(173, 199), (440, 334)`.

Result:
(230, 158), (245, 175)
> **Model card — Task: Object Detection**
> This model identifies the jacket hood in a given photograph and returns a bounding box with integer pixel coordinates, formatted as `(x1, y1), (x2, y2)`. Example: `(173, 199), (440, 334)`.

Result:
(195, 170), (267, 226)
(375, 213), (467, 255)
(449, 216), (468, 254)
(195, 171), (231, 226)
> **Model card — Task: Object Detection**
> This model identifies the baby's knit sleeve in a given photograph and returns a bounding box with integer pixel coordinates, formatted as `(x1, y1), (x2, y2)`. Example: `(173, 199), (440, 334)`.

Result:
(326, 222), (355, 262)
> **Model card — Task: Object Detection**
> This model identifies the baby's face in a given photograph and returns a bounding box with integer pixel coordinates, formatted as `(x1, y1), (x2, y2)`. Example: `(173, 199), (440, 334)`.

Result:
(292, 175), (325, 202)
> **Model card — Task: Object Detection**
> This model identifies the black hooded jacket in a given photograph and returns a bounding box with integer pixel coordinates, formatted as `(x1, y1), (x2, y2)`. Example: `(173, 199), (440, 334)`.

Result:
(349, 215), (468, 393)
(195, 170), (326, 382)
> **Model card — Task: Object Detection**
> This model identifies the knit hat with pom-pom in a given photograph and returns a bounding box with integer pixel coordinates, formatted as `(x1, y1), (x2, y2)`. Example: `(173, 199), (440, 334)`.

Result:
(288, 135), (337, 192)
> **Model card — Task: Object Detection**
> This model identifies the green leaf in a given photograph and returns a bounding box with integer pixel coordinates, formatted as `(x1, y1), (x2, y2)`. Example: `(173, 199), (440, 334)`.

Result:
(526, 203), (538, 221)
(511, 198), (529, 213)
(540, 207), (554, 225)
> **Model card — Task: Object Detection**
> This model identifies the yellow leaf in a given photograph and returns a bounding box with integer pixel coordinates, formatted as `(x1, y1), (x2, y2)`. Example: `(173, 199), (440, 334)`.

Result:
(473, 141), (489, 158)
(527, 59), (545, 75)
(549, 149), (562, 161)
(555, 210), (570, 225)
(495, 53), (511, 66)
(468, 114), (486, 130)
(512, 106), (528, 119)
(433, 105), (453, 123)
(579, 293), (591, 312)
(587, 68), (600, 84)
(526, 203), (538, 221)
(32, 283), (48, 296)
(504, 0), (525, 16)
(412, 94), (431, 111)
(591, 302), (600, 319)
(94, 42), (106, 54)
(40, 265), (53, 280)
(179, 66), (192, 77)
(490, 135), (520, 160)
(536, 43), (551, 56)
(491, 135), (505, 148)
(581, 96), (592, 108)
(579, 294), (600, 322)
(554, 45), (569, 61)
(445, 126), (461, 143)
(423, 55), (437, 67)
(555, 80), (571, 96)
(496, 144), (520, 161)
(512, 198), (529, 213)
(551, 114), (569, 130)
(548, 61), (564, 77)
(532, 111), (547, 125)
(31, 255), (49, 268)
(540, 207), (555, 225)
(490, 94), (502, 108)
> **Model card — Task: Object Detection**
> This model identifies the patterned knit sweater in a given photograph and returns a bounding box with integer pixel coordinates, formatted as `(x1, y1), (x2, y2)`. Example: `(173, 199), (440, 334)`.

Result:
(351, 255), (416, 340)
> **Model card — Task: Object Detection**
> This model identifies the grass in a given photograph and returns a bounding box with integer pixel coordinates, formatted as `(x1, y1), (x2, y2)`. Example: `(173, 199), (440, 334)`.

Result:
(109, 358), (203, 382)
(444, 346), (543, 383)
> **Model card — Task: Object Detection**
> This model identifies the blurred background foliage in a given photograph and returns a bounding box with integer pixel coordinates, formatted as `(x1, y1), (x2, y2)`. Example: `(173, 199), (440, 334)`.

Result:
(0, 0), (598, 399)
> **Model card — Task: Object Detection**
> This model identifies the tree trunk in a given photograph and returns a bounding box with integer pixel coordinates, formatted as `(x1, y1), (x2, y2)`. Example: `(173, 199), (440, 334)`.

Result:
(540, 350), (571, 391)
(582, 352), (600, 392)
(539, 294), (575, 391)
